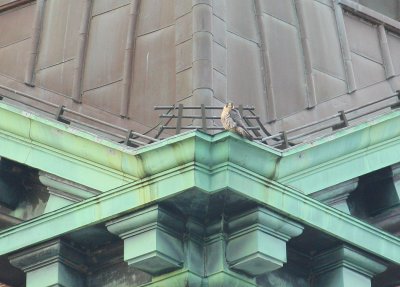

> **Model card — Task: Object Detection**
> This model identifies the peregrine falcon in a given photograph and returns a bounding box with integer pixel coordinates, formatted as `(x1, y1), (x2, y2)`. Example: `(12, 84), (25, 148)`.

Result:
(221, 102), (253, 140)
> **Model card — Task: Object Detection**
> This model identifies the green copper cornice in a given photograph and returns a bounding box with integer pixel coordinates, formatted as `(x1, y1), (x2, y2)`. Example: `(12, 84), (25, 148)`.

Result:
(2, 103), (400, 264)
(0, 159), (399, 264)
(278, 110), (400, 192)
(4, 102), (400, 195)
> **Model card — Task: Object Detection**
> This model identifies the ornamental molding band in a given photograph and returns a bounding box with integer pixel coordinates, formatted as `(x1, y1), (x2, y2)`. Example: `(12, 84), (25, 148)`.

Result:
(1, 103), (400, 285)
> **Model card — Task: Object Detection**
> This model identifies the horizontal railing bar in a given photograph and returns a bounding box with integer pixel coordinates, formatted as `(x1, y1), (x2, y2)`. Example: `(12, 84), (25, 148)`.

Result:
(0, 85), (158, 144)
(288, 122), (340, 142)
(159, 114), (259, 120)
(261, 133), (283, 142)
(347, 103), (394, 122)
(160, 126), (198, 130)
(161, 126), (260, 130)
(63, 116), (126, 139)
(2, 97), (56, 117)
(270, 140), (284, 147)
(1, 82), (399, 151)
(0, 84), (59, 108)
(65, 116), (156, 146)
(283, 92), (399, 136)
(64, 108), (129, 133)
(159, 115), (218, 119)
(345, 91), (399, 114)
(130, 131), (159, 142)
(203, 126), (261, 130)
(286, 113), (339, 134)
(161, 126), (220, 130)
(155, 106), (255, 110)
(128, 138), (147, 146)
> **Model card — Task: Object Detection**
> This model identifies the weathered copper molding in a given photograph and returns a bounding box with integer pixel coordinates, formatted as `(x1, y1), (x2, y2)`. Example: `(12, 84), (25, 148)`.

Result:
(254, 0), (277, 122)
(72, 0), (92, 103)
(294, 0), (317, 109)
(2, 102), (400, 265)
(24, 0), (45, 87)
(120, 0), (141, 118)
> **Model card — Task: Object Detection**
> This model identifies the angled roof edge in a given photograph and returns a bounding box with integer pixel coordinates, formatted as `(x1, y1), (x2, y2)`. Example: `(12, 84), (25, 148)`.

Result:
(2, 102), (400, 194)
(0, 160), (399, 264)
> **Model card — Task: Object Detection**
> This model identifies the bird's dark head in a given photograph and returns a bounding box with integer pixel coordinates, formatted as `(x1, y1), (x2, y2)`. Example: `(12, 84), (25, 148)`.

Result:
(225, 102), (235, 109)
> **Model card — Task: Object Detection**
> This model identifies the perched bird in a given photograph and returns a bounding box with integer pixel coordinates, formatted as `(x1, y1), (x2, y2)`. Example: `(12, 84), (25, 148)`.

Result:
(220, 102), (253, 140)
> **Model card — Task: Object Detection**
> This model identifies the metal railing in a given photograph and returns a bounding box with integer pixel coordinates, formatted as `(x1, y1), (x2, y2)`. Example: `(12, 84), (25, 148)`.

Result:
(261, 91), (400, 149)
(0, 83), (399, 150)
(154, 104), (273, 140)
(155, 91), (400, 149)
(0, 85), (159, 148)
